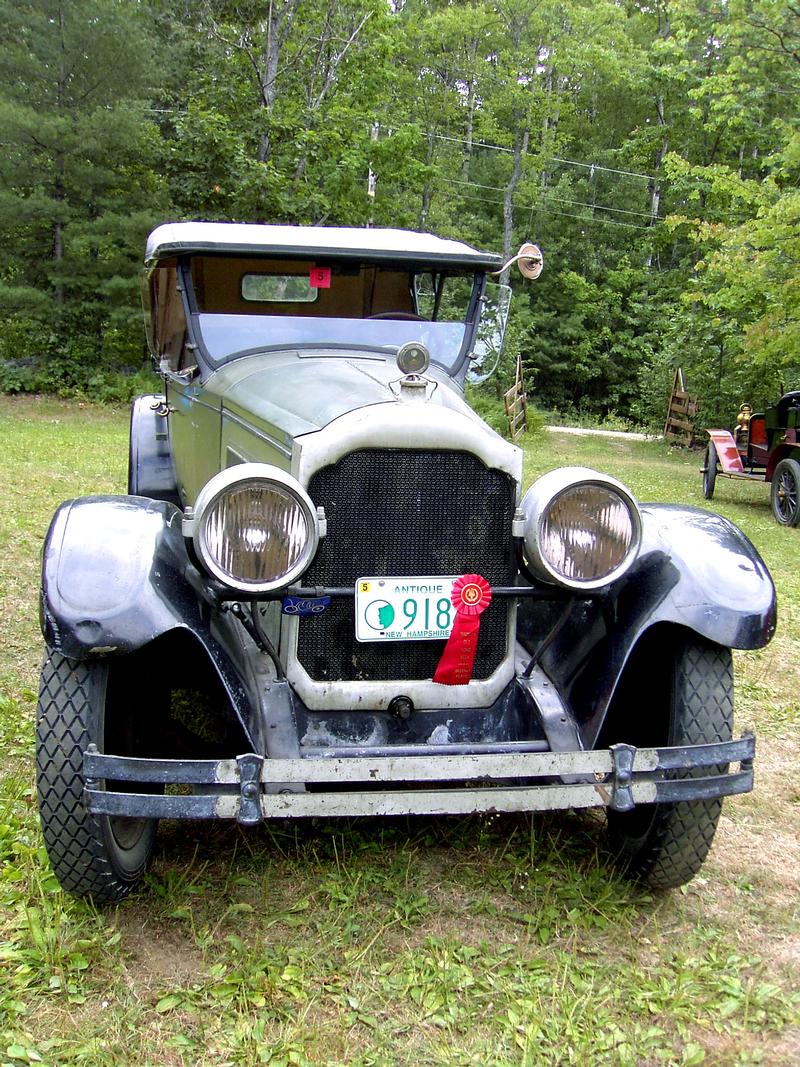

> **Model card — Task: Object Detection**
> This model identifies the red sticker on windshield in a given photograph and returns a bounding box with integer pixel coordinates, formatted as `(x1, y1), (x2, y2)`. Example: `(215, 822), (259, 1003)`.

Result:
(310, 266), (331, 288)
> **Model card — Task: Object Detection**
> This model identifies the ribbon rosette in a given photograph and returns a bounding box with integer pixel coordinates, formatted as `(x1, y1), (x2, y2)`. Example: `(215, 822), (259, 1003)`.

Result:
(432, 574), (492, 686)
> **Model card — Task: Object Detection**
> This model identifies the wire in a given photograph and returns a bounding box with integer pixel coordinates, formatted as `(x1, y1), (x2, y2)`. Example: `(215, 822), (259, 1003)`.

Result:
(540, 206), (651, 231)
(437, 175), (657, 220)
(424, 179), (653, 230)
(551, 155), (657, 181)
(141, 109), (660, 185)
(374, 124), (659, 182)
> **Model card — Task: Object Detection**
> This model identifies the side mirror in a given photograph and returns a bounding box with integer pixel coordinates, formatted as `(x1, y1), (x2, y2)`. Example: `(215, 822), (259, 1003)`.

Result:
(489, 242), (544, 281)
(516, 243), (544, 280)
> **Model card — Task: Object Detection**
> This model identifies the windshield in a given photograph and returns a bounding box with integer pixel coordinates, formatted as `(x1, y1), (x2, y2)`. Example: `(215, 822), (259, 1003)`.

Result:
(195, 314), (468, 370)
(186, 256), (479, 375)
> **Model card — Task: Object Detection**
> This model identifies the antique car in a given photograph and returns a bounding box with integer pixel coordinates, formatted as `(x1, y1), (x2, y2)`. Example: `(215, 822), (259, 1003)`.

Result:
(703, 391), (800, 525)
(36, 223), (776, 903)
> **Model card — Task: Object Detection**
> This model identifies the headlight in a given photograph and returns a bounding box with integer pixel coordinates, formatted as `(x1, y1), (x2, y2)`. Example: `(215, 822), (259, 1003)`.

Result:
(186, 464), (320, 593)
(519, 467), (641, 590)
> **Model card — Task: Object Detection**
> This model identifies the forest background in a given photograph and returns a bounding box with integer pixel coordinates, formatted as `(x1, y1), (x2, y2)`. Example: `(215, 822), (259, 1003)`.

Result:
(0, 0), (798, 429)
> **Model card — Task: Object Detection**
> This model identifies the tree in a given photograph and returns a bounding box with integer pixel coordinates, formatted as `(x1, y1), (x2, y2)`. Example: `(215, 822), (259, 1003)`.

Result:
(642, 0), (800, 421)
(0, 0), (171, 387)
(162, 0), (394, 224)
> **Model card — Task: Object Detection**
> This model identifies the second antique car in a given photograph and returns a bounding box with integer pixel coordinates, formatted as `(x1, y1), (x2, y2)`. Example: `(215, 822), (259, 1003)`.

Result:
(703, 391), (800, 525)
(36, 222), (776, 903)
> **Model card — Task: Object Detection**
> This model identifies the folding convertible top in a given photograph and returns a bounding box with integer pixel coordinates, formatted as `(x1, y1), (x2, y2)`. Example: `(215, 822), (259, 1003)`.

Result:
(145, 222), (503, 271)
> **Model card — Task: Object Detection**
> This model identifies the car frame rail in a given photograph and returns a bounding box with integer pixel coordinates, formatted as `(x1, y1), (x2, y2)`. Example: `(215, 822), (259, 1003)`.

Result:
(84, 734), (755, 823)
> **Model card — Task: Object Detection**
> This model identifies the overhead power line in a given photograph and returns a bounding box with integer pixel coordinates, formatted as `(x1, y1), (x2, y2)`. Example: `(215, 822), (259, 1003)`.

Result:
(141, 109), (658, 185)
(550, 156), (656, 182)
(377, 125), (659, 182)
(438, 175), (657, 220)
(424, 180), (652, 230)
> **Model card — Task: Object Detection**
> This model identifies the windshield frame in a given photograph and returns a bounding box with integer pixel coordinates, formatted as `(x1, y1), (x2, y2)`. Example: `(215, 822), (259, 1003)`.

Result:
(175, 255), (486, 381)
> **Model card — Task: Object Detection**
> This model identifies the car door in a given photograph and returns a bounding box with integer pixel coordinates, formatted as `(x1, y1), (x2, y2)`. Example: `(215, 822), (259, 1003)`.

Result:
(163, 369), (222, 506)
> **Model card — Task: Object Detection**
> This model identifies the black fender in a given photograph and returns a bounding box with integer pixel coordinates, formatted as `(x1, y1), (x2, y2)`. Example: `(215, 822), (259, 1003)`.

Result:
(128, 394), (181, 506)
(518, 504), (776, 747)
(39, 495), (257, 747)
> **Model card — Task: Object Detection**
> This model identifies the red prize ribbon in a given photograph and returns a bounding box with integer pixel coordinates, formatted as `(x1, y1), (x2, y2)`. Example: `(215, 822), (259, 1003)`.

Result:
(433, 574), (492, 686)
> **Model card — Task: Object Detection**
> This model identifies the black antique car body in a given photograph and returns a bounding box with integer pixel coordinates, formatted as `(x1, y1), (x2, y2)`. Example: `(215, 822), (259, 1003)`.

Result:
(703, 391), (800, 525)
(36, 223), (776, 902)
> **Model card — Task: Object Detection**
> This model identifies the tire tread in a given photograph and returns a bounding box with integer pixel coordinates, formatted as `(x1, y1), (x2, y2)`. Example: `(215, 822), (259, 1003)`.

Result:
(629, 640), (733, 889)
(36, 652), (145, 903)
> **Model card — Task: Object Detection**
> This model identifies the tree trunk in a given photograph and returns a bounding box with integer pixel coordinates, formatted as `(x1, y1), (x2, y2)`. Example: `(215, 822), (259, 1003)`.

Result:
(294, 9), (372, 181)
(540, 65), (559, 191)
(646, 2), (671, 267)
(645, 93), (668, 267)
(462, 73), (476, 181)
(502, 125), (529, 284)
(421, 133), (435, 227)
(53, 5), (66, 304)
(256, 0), (301, 165)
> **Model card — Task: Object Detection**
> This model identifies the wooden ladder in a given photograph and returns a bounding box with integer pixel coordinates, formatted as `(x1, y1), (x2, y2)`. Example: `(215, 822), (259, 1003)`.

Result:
(664, 367), (699, 445)
(504, 354), (528, 442)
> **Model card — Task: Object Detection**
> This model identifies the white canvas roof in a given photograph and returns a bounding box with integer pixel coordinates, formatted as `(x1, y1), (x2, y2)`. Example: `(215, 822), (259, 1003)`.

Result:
(145, 222), (503, 270)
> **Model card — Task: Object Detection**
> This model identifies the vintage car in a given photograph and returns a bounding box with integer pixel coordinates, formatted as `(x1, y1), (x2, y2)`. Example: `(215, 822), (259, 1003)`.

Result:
(703, 391), (800, 525)
(36, 222), (776, 903)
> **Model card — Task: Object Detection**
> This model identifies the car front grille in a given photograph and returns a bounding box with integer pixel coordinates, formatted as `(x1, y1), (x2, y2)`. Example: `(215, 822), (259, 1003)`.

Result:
(296, 448), (517, 682)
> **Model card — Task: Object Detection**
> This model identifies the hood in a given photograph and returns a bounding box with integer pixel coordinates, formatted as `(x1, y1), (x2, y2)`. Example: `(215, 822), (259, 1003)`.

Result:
(207, 350), (490, 441)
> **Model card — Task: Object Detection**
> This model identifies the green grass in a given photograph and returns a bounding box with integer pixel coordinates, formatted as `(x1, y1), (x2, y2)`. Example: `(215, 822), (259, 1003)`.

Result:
(0, 397), (798, 1065)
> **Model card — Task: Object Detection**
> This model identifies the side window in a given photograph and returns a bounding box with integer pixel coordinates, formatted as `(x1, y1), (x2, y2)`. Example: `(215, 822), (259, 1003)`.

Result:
(150, 266), (190, 373)
(414, 273), (436, 318)
(414, 272), (474, 321)
(438, 275), (474, 321)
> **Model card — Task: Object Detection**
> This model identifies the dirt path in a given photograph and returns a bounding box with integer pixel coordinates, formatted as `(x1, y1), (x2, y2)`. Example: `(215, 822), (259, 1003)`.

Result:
(545, 425), (653, 441)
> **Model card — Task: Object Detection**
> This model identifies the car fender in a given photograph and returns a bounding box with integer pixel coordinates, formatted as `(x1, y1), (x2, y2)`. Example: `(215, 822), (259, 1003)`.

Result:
(765, 443), (800, 481)
(40, 495), (255, 742)
(41, 495), (195, 656)
(706, 429), (744, 473)
(521, 503), (776, 747)
(630, 504), (775, 647)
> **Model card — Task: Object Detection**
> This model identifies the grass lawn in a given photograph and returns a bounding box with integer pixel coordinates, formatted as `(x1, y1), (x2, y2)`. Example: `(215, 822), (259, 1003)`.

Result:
(0, 395), (798, 1066)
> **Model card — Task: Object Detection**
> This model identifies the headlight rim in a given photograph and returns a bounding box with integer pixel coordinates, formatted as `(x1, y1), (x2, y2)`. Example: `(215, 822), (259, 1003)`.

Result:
(521, 466), (642, 592)
(190, 463), (320, 594)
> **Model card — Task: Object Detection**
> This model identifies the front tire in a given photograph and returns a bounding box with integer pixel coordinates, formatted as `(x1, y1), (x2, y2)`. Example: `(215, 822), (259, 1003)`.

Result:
(770, 457), (800, 526)
(702, 441), (717, 500)
(36, 651), (157, 903)
(604, 631), (733, 889)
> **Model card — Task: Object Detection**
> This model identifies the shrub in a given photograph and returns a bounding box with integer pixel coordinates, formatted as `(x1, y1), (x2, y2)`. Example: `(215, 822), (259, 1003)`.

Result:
(0, 316), (157, 402)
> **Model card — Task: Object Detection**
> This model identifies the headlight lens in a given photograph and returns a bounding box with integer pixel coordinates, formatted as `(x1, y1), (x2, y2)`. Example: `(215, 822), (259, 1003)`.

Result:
(521, 467), (641, 590)
(189, 464), (319, 593)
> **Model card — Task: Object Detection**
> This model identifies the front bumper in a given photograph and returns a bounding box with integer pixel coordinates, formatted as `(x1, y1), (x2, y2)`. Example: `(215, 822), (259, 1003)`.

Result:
(84, 734), (754, 823)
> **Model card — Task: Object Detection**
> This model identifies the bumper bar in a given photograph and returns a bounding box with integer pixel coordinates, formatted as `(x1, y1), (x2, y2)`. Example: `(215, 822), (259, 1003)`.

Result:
(84, 734), (754, 823)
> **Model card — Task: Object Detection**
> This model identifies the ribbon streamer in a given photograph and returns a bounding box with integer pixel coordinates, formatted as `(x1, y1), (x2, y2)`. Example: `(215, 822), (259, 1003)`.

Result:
(433, 574), (492, 685)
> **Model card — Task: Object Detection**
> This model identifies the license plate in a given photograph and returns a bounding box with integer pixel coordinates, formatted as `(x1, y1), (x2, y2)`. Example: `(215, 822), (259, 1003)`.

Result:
(355, 576), (457, 642)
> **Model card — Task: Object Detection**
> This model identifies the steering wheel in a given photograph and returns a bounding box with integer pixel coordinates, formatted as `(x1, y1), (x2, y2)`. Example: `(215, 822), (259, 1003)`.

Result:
(367, 312), (427, 321)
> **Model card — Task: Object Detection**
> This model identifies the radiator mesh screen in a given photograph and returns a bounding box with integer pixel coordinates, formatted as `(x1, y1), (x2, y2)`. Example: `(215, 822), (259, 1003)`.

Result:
(296, 449), (516, 681)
